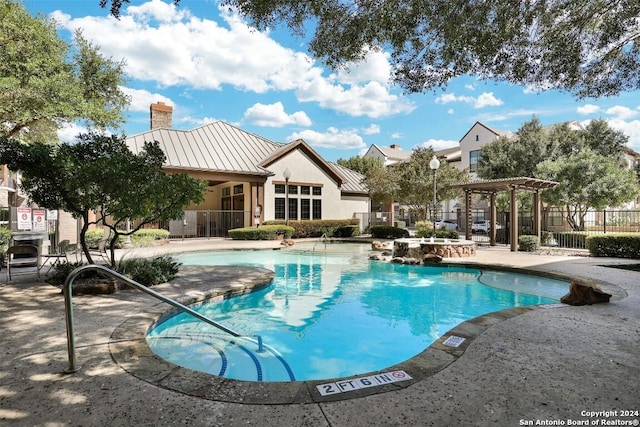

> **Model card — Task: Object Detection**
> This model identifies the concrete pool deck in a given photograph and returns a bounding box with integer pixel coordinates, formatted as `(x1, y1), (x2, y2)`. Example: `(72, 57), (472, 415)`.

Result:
(1, 239), (639, 426)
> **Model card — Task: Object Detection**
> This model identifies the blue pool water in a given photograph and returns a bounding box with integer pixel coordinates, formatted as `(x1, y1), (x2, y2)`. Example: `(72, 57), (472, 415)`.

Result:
(146, 244), (568, 382)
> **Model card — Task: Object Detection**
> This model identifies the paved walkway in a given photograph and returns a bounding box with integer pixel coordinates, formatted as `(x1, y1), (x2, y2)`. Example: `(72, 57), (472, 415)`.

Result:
(1, 239), (639, 426)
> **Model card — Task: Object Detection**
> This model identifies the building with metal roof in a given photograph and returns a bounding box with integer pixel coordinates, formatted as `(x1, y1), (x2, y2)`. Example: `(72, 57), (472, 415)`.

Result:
(125, 103), (370, 237)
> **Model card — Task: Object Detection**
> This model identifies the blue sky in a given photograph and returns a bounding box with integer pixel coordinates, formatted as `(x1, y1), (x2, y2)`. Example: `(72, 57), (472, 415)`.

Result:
(24, 0), (640, 162)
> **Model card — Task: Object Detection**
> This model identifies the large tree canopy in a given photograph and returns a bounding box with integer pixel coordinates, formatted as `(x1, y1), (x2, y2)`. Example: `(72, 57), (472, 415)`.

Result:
(0, 134), (206, 265)
(0, 0), (129, 141)
(101, 0), (639, 98)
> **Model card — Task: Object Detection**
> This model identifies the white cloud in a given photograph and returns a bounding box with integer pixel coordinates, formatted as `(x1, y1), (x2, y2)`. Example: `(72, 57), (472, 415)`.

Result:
(577, 104), (600, 115)
(435, 92), (503, 109)
(417, 139), (459, 151)
(390, 132), (402, 139)
(447, 108), (454, 114)
(474, 92), (503, 108)
(121, 87), (173, 112)
(607, 118), (640, 150)
(464, 84), (475, 91)
(362, 124), (380, 135)
(243, 102), (311, 127)
(51, 2), (412, 119)
(57, 123), (89, 143)
(287, 127), (365, 150)
(605, 106), (639, 121)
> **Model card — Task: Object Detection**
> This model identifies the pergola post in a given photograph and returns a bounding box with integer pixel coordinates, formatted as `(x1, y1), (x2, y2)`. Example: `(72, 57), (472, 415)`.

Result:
(510, 186), (518, 252)
(533, 190), (541, 238)
(490, 192), (497, 246)
(465, 190), (472, 241)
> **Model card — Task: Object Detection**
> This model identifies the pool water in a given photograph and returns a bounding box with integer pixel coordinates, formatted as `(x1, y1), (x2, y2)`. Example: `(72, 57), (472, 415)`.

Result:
(146, 244), (568, 382)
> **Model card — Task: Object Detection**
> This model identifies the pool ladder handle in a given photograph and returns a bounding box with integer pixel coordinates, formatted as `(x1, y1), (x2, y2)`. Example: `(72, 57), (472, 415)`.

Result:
(62, 264), (246, 374)
(312, 233), (328, 254)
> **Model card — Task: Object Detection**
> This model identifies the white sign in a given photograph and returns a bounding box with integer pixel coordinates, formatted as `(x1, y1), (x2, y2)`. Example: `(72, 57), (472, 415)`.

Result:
(442, 335), (466, 348)
(46, 209), (58, 221)
(316, 370), (412, 396)
(33, 209), (46, 231)
(17, 207), (32, 230)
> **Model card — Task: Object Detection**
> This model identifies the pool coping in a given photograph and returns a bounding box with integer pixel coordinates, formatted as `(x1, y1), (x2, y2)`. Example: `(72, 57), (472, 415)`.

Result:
(108, 262), (626, 405)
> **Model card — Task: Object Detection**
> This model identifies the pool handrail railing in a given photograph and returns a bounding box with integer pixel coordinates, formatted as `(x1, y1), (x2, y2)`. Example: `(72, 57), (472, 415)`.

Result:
(62, 263), (241, 373)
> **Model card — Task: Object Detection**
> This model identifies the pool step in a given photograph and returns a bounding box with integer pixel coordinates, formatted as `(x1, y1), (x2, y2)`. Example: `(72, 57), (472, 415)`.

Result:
(146, 332), (295, 382)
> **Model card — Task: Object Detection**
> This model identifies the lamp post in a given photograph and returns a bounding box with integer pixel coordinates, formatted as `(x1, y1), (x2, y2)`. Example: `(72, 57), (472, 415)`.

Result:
(283, 168), (291, 225)
(429, 155), (440, 237)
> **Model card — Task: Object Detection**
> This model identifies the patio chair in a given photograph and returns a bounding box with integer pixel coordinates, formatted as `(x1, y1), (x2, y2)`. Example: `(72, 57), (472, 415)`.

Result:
(40, 240), (71, 274)
(5, 244), (40, 281)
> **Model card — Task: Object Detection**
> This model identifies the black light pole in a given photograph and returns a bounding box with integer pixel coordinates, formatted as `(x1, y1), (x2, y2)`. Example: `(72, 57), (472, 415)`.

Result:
(429, 155), (440, 237)
(283, 168), (291, 225)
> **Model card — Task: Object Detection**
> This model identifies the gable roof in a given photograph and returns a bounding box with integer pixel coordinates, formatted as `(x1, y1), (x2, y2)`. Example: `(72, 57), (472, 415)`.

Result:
(459, 121), (513, 142)
(365, 144), (412, 163)
(126, 121), (368, 195)
(126, 121), (279, 176)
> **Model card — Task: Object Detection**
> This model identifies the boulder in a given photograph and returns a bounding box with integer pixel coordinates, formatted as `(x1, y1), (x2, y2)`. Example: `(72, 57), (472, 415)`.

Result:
(560, 282), (611, 306)
(423, 253), (443, 264)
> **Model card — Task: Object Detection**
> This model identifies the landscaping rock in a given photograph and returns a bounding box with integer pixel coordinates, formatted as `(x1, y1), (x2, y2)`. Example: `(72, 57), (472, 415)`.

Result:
(560, 282), (611, 306)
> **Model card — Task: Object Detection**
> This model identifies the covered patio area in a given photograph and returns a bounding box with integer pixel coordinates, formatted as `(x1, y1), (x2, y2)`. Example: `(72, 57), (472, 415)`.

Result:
(451, 177), (558, 251)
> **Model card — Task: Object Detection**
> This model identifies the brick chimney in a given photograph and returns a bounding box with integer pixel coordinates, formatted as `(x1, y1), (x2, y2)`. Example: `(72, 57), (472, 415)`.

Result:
(150, 101), (173, 130)
(390, 144), (399, 149)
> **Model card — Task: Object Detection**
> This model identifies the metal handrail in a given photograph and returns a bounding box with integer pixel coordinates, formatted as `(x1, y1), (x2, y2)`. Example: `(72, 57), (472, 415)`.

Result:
(62, 264), (241, 373)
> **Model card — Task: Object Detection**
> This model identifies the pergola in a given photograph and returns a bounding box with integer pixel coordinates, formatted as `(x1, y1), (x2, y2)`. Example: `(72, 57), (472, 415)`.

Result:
(450, 177), (559, 252)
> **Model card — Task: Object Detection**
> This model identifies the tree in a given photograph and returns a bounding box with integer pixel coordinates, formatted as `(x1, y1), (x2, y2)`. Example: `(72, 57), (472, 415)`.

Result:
(0, 1), (129, 141)
(0, 134), (207, 265)
(395, 147), (468, 221)
(478, 117), (550, 179)
(100, 0), (640, 98)
(537, 150), (640, 230)
(336, 155), (383, 175)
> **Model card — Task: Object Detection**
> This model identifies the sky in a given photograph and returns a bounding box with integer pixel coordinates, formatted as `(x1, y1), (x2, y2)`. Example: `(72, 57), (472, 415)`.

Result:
(23, 0), (640, 162)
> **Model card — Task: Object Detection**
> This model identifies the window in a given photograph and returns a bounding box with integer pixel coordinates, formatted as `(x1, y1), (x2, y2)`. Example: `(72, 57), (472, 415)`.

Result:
(288, 198), (298, 221)
(233, 184), (243, 194)
(274, 184), (285, 194)
(475, 134), (479, 141)
(312, 200), (322, 219)
(221, 187), (231, 197)
(300, 199), (310, 220)
(300, 186), (310, 195)
(288, 185), (298, 195)
(469, 150), (481, 173)
(312, 186), (321, 196)
(275, 198), (285, 220)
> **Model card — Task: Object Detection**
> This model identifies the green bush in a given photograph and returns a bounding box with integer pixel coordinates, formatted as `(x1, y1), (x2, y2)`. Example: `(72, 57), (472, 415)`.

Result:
(540, 230), (554, 245)
(586, 233), (640, 258)
(552, 232), (588, 249)
(370, 225), (409, 239)
(0, 227), (12, 263)
(228, 225), (294, 240)
(415, 221), (459, 239)
(85, 228), (170, 248)
(334, 225), (361, 237)
(262, 218), (360, 238)
(117, 255), (181, 285)
(518, 235), (540, 252)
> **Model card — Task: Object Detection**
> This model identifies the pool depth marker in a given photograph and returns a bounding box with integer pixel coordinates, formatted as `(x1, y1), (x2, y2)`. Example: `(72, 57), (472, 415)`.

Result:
(316, 370), (412, 396)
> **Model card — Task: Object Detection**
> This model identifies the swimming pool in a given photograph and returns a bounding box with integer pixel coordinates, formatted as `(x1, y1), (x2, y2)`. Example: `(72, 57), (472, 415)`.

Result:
(146, 244), (569, 382)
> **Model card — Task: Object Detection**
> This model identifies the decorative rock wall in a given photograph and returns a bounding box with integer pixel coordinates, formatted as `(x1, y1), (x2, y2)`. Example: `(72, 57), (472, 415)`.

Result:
(394, 240), (476, 260)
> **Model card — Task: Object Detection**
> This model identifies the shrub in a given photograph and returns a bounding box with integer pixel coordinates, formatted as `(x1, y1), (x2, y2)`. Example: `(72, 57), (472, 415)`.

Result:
(518, 235), (540, 252)
(415, 221), (459, 239)
(228, 225), (294, 240)
(370, 225), (409, 239)
(586, 233), (640, 258)
(47, 261), (101, 287)
(262, 218), (360, 238)
(117, 255), (181, 286)
(0, 227), (11, 263)
(84, 228), (170, 248)
(540, 230), (554, 245)
(334, 225), (361, 237)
